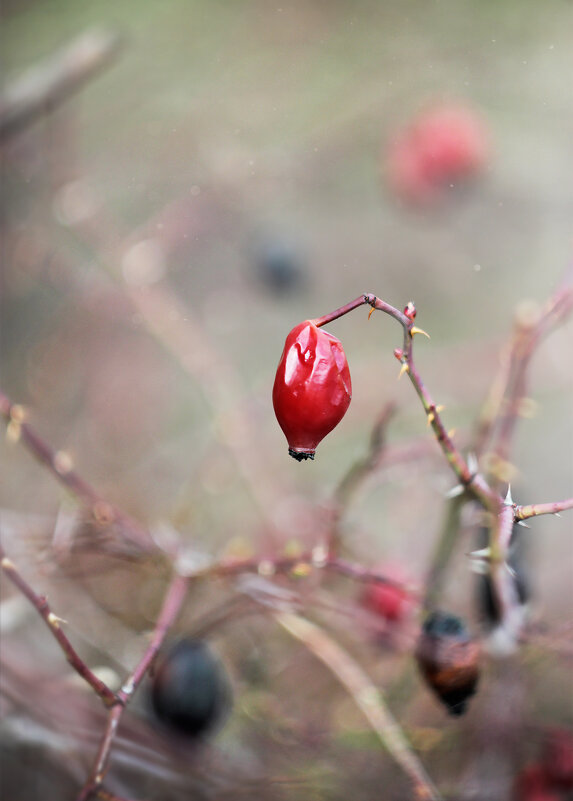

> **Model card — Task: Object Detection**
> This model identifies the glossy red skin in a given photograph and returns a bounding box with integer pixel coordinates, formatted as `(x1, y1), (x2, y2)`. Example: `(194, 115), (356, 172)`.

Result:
(273, 320), (351, 457)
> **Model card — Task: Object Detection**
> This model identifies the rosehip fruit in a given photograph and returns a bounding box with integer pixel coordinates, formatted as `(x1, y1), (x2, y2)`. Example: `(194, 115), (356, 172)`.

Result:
(513, 764), (561, 801)
(272, 319), (352, 460)
(542, 728), (573, 790)
(415, 610), (481, 716)
(362, 564), (414, 624)
(150, 638), (232, 738)
(386, 103), (489, 205)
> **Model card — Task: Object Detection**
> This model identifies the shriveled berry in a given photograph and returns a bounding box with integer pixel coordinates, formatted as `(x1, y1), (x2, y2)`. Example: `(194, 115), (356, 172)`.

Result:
(273, 319), (351, 460)
(150, 639), (232, 738)
(415, 611), (481, 716)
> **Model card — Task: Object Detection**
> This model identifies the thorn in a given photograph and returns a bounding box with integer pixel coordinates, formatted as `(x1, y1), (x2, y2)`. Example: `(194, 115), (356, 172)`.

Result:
(516, 520), (530, 528)
(47, 612), (67, 628)
(368, 306), (375, 320)
(435, 404), (445, 414)
(9, 404), (27, 423)
(447, 428), (456, 439)
(258, 559), (276, 577)
(469, 546), (492, 561)
(54, 450), (74, 475)
(410, 326), (430, 339)
(445, 484), (464, 499)
(6, 420), (21, 444)
(504, 485), (514, 506)
(554, 512), (562, 518)
(426, 411), (435, 426)
(398, 362), (410, 379)
(467, 452), (479, 475)
(311, 544), (328, 568)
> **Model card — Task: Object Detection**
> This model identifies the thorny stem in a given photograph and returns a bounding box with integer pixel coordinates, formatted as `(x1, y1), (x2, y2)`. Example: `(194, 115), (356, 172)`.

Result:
(309, 291), (572, 626)
(206, 549), (418, 596)
(0, 541), (117, 706)
(515, 497), (573, 521)
(0, 389), (155, 555)
(76, 571), (190, 801)
(487, 503), (517, 624)
(363, 293), (500, 511)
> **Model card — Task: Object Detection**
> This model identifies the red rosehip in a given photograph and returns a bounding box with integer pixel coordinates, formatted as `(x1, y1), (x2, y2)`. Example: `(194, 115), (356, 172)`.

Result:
(513, 764), (561, 801)
(273, 319), (352, 460)
(542, 728), (573, 790)
(386, 103), (489, 205)
(362, 564), (414, 624)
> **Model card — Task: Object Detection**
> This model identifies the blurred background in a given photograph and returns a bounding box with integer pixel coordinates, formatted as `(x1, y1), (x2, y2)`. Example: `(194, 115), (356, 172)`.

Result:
(1, 1), (572, 799)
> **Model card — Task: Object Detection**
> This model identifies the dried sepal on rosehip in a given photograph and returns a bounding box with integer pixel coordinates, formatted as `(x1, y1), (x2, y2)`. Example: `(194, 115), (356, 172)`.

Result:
(273, 319), (352, 460)
(415, 610), (481, 716)
(150, 638), (232, 738)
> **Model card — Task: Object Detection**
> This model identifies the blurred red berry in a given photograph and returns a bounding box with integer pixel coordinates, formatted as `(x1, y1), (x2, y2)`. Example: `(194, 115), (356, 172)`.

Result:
(386, 103), (490, 205)
(362, 564), (413, 623)
(542, 728), (573, 790)
(273, 319), (352, 460)
(514, 764), (561, 801)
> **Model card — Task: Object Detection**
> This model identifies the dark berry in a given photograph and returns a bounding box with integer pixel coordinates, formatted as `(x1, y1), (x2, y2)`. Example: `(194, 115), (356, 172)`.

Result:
(150, 639), (232, 738)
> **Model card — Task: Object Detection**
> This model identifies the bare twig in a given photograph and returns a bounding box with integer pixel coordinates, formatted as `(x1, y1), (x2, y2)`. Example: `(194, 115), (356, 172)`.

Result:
(275, 611), (442, 801)
(0, 390), (155, 554)
(76, 571), (190, 801)
(328, 401), (396, 555)
(0, 540), (116, 706)
(422, 494), (465, 612)
(474, 272), (573, 479)
(0, 27), (124, 140)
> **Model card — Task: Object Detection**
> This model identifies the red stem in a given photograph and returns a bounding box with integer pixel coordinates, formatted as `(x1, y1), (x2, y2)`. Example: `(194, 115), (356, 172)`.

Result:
(76, 571), (189, 801)
(0, 541), (117, 706)
(312, 294), (371, 327)
(0, 389), (155, 554)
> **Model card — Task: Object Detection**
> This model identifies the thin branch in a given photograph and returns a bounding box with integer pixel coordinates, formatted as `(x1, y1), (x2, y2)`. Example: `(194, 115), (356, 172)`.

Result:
(0, 389), (155, 554)
(474, 272), (573, 478)
(0, 27), (124, 140)
(422, 494), (465, 612)
(206, 549), (418, 598)
(0, 541), (116, 706)
(312, 294), (371, 327)
(515, 497), (573, 521)
(328, 402), (396, 555)
(364, 294), (499, 511)
(76, 571), (190, 801)
(275, 611), (442, 801)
